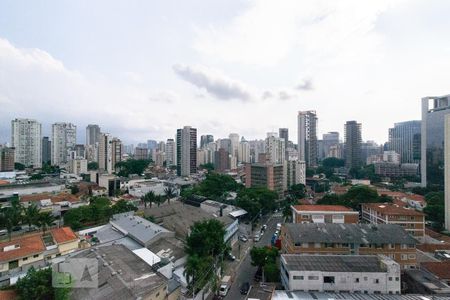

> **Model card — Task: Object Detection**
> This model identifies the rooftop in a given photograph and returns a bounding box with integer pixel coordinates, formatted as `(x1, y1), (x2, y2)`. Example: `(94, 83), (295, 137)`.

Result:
(422, 261), (450, 280)
(292, 205), (356, 213)
(110, 212), (171, 246)
(284, 223), (417, 245)
(20, 192), (80, 204)
(272, 291), (450, 300)
(282, 254), (388, 273)
(0, 235), (45, 262)
(50, 227), (78, 244)
(69, 244), (167, 300)
(363, 203), (425, 216)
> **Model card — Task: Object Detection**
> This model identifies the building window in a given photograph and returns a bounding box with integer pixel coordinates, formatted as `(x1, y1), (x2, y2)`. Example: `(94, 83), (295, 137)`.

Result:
(374, 279), (380, 284)
(389, 277), (392, 281)
(374, 291), (381, 294)
(323, 276), (335, 283)
(301, 214), (310, 219)
(395, 277), (399, 281)
(388, 254), (395, 259)
(408, 254), (416, 259)
(408, 244), (415, 249)
(355, 278), (360, 283)
(401, 254), (408, 260)
(22, 257), (28, 261)
(33, 254), (39, 258)
(308, 276), (319, 280)
(293, 276), (304, 280)
(388, 244), (394, 249)
(401, 244), (407, 249)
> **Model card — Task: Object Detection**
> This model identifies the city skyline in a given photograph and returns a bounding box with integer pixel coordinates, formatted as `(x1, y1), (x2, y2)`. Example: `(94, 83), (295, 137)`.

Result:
(1, 1), (450, 144)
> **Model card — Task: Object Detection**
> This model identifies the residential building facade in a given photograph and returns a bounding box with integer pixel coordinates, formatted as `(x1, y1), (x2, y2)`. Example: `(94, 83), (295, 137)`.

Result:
(298, 110), (318, 167)
(176, 126), (197, 176)
(291, 205), (359, 224)
(245, 163), (286, 197)
(345, 120), (362, 169)
(51, 122), (76, 166)
(11, 118), (42, 168)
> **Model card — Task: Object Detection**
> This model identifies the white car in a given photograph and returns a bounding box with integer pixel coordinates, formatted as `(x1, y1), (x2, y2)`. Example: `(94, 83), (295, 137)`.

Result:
(239, 235), (248, 242)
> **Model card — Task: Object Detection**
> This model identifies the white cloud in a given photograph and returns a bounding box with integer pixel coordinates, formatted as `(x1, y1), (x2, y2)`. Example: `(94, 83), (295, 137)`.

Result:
(173, 64), (253, 101)
(193, 0), (403, 66)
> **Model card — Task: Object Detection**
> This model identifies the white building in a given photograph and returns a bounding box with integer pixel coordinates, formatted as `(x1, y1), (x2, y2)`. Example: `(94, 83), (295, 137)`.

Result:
(286, 160), (306, 187)
(281, 254), (401, 295)
(166, 138), (176, 166)
(383, 151), (401, 164)
(176, 126), (197, 176)
(69, 158), (88, 175)
(238, 140), (250, 163)
(298, 110), (318, 167)
(52, 122), (77, 166)
(265, 133), (286, 164)
(229, 133), (239, 158)
(11, 118), (42, 168)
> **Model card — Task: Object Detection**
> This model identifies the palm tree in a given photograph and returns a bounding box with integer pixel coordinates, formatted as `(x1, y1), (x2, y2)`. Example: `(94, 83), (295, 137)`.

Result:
(163, 186), (176, 204)
(143, 191), (156, 208)
(37, 212), (55, 235)
(154, 195), (164, 207)
(23, 203), (40, 231)
(0, 198), (23, 241)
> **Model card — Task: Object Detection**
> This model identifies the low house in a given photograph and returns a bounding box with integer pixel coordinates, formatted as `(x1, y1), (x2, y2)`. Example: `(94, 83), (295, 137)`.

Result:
(361, 203), (425, 241)
(281, 223), (418, 269)
(0, 227), (79, 286)
(281, 254), (401, 294)
(291, 205), (359, 224)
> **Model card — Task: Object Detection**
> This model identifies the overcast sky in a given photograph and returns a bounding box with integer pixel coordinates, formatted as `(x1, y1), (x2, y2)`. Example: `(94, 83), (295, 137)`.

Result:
(1, 0), (450, 145)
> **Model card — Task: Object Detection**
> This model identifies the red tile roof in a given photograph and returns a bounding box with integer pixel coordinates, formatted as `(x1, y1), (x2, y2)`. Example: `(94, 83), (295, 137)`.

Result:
(292, 205), (355, 212)
(363, 203), (424, 216)
(20, 192), (79, 204)
(51, 227), (78, 244)
(0, 290), (17, 300)
(0, 235), (45, 262)
(422, 261), (450, 280)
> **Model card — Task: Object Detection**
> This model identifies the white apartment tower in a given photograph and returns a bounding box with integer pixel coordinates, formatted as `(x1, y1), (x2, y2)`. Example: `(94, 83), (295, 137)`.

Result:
(11, 118), (42, 168)
(298, 111), (318, 167)
(265, 132), (286, 164)
(176, 126), (197, 176)
(238, 140), (251, 163)
(51, 123), (77, 166)
(166, 139), (176, 166)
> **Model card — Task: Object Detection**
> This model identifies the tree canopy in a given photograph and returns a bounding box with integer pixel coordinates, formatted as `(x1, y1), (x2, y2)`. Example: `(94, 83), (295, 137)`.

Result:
(423, 191), (444, 231)
(115, 159), (151, 177)
(317, 185), (390, 209)
(236, 187), (278, 218)
(16, 267), (70, 300)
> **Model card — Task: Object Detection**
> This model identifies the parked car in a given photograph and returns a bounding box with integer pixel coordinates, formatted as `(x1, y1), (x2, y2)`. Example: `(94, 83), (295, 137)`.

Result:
(239, 235), (248, 242)
(240, 282), (250, 295)
(262, 224), (267, 230)
(254, 268), (262, 282)
(227, 252), (236, 261)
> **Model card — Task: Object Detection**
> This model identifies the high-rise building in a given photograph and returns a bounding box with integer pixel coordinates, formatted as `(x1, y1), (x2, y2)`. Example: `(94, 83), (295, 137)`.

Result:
(11, 118), (42, 168)
(265, 133), (285, 164)
(238, 139), (251, 163)
(166, 139), (176, 166)
(229, 133), (239, 158)
(51, 122), (76, 166)
(361, 141), (382, 165)
(41, 137), (51, 165)
(279, 128), (289, 146)
(200, 135), (214, 149)
(134, 147), (149, 160)
(444, 114), (450, 230)
(111, 138), (122, 171)
(147, 140), (157, 150)
(176, 126), (197, 176)
(344, 121), (362, 169)
(86, 124), (101, 146)
(0, 146), (15, 172)
(421, 95), (450, 187)
(98, 133), (112, 173)
(286, 160), (306, 187)
(245, 163), (286, 197)
(215, 148), (230, 173)
(298, 111), (318, 167)
(388, 121), (421, 164)
(219, 138), (231, 154)
(322, 132), (340, 158)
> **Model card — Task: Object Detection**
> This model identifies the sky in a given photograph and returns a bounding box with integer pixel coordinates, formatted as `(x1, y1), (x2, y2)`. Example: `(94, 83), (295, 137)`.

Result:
(1, 0), (450, 145)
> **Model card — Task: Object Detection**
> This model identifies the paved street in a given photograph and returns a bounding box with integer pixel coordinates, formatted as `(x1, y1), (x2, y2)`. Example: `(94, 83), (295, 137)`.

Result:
(225, 214), (283, 300)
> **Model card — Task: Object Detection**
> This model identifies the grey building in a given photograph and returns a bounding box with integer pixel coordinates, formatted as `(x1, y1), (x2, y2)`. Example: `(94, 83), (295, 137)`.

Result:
(298, 111), (318, 167)
(51, 122), (76, 166)
(200, 134), (214, 148)
(85, 124), (100, 146)
(41, 136), (51, 165)
(388, 120), (421, 164)
(421, 95), (450, 187)
(176, 126), (197, 176)
(279, 128), (289, 146)
(345, 121), (362, 169)
(11, 118), (42, 168)
(322, 132), (340, 159)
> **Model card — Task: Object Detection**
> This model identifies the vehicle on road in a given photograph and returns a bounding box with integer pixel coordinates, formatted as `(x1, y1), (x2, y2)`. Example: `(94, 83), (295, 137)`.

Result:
(276, 223), (282, 231)
(219, 275), (232, 296)
(226, 252), (236, 261)
(253, 233), (260, 242)
(239, 235), (248, 242)
(262, 224), (267, 230)
(0, 229), (7, 236)
(240, 282), (250, 295)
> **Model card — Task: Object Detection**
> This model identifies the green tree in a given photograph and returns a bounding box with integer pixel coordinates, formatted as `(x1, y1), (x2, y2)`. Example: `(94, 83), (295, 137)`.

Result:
(199, 163), (215, 172)
(115, 159), (151, 177)
(87, 162), (98, 170)
(37, 212), (55, 234)
(16, 267), (70, 300)
(23, 203), (40, 231)
(111, 200), (137, 215)
(14, 162), (26, 170)
(322, 157), (345, 168)
(153, 195), (164, 207)
(195, 173), (242, 200)
(142, 191), (156, 208)
(235, 195), (261, 220)
(164, 186), (176, 204)
(238, 187), (277, 215)
(70, 185), (80, 195)
(185, 219), (228, 257)
(0, 198), (23, 241)
(29, 173), (44, 181)
(287, 184), (306, 199)
(250, 246), (279, 282)
(423, 191), (444, 230)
